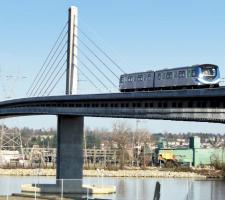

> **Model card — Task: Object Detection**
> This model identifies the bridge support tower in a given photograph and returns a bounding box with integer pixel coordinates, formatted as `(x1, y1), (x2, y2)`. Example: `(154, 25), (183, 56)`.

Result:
(66, 6), (78, 95)
(21, 6), (116, 196)
(56, 115), (84, 191)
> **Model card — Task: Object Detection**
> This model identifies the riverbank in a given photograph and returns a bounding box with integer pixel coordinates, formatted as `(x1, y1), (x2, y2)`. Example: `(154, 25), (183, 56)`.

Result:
(0, 168), (207, 179)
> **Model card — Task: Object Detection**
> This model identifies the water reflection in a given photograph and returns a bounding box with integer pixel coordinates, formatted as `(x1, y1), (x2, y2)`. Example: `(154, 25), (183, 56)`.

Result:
(0, 176), (225, 200)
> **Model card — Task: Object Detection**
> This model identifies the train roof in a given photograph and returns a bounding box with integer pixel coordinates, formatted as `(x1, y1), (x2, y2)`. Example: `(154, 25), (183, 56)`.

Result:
(155, 65), (196, 72)
(120, 64), (218, 76)
(121, 70), (154, 76)
(156, 64), (218, 72)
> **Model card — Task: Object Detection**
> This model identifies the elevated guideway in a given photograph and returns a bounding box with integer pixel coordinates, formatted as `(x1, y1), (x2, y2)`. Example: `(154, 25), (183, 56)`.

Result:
(1, 87), (225, 123)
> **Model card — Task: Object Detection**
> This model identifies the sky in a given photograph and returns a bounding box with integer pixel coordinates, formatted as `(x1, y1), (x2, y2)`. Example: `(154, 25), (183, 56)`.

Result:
(1, 1), (225, 133)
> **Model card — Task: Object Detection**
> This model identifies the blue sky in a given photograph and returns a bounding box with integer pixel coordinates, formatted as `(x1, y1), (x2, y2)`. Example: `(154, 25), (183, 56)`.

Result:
(1, 1), (225, 133)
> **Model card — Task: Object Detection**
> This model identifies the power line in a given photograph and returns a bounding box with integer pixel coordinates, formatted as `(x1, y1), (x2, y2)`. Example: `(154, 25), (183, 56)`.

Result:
(76, 25), (126, 74)
(77, 46), (117, 88)
(27, 21), (68, 96)
(28, 31), (68, 97)
(76, 34), (119, 80)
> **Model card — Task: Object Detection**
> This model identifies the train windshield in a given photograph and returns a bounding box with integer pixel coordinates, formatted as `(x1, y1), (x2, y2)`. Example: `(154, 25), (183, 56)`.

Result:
(201, 65), (217, 80)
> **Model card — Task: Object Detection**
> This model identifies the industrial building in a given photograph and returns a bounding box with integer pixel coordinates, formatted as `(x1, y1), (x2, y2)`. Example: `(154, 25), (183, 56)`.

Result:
(157, 136), (225, 167)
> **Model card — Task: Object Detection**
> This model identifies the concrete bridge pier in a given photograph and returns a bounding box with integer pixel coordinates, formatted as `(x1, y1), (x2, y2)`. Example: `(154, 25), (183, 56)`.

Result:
(21, 115), (116, 195)
(21, 115), (86, 194)
(56, 115), (84, 192)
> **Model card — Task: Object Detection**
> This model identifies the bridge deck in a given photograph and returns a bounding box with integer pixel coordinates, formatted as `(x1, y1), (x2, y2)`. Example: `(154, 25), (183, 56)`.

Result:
(1, 87), (225, 106)
(0, 88), (225, 123)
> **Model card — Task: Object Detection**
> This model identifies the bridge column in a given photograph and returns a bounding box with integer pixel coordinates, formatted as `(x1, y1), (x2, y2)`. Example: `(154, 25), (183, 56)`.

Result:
(57, 115), (84, 191)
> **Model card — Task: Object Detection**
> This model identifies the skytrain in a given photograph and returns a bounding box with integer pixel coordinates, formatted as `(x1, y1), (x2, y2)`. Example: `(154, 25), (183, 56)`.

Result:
(119, 64), (220, 92)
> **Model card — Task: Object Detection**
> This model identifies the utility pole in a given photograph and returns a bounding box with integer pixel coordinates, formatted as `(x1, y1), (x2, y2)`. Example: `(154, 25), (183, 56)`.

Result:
(136, 119), (140, 167)
(66, 6), (78, 95)
(83, 129), (88, 167)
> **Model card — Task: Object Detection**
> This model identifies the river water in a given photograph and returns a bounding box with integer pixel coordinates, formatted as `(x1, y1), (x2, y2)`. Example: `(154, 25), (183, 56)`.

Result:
(0, 175), (225, 200)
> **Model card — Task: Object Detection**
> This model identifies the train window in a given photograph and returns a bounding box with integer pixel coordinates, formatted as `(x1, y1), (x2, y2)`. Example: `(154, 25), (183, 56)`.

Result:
(137, 75), (143, 81)
(178, 71), (182, 78)
(192, 70), (196, 77)
(187, 69), (191, 77)
(174, 71), (178, 78)
(178, 71), (186, 78)
(166, 73), (169, 79)
(163, 73), (166, 79)
(148, 74), (151, 80)
(188, 69), (196, 77)
(202, 67), (216, 77)
(128, 76), (133, 82)
(158, 73), (162, 80)
(166, 72), (173, 79)
(120, 77), (124, 83)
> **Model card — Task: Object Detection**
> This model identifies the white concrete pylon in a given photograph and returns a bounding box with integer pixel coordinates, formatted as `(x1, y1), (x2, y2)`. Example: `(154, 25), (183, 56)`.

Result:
(66, 6), (78, 95)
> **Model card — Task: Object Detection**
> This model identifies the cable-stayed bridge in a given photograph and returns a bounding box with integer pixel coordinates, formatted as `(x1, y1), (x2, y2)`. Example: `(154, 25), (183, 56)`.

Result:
(26, 7), (123, 97)
(2, 6), (225, 194)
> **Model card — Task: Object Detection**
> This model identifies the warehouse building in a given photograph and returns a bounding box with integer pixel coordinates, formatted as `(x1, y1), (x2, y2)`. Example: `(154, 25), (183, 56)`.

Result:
(157, 136), (225, 167)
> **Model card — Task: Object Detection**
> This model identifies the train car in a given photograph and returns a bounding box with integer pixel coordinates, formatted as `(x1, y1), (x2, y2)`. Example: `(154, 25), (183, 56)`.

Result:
(119, 64), (220, 92)
(154, 64), (220, 89)
(119, 71), (154, 92)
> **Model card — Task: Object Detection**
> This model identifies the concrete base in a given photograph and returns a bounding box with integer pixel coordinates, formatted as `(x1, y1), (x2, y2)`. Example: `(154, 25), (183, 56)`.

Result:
(21, 184), (116, 194)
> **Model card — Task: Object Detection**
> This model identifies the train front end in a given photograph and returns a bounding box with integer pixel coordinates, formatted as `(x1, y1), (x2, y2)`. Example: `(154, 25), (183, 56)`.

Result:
(196, 64), (220, 86)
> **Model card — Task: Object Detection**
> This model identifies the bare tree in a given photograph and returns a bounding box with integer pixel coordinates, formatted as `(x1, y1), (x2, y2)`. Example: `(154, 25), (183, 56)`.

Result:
(112, 121), (132, 169)
(133, 128), (152, 168)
